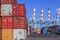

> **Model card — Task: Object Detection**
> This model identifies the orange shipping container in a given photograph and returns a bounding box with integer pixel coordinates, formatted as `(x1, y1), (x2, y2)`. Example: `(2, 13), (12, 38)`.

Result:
(2, 29), (13, 40)
(36, 28), (41, 34)
(0, 29), (2, 40)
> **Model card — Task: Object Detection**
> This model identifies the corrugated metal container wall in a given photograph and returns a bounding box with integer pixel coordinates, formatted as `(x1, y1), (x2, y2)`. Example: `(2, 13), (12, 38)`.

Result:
(18, 17), (26, 29)
(12, 4), (26, 17)
(1, 4), (12, 16)
(13, 17), (19, 28)
(13, 29), (27, 40)
(7, 17), (12, 28)
(18, 4), (26, 17)
(2, 17), (12, 29)
(0, 17), (2, 28)
(12, 4), (19, 16)
(2, 29), (13, 40)
(0, 29), (2, 40)
(2, 17), (7, 28)
(13, 17), (26, 29)
(1, 0), (16, 4)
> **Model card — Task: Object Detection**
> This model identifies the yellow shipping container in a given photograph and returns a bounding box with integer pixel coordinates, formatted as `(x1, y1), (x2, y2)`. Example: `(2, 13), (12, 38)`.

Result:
(2, 29), (13, 40)
(0, 29), (2, 40)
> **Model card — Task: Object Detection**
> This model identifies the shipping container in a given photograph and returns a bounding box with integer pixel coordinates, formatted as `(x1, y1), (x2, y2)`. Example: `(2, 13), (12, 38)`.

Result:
(2, 29), (13, 40)
(0, 17), (2, 28)
(0, 4), (1, 16)
(18, 4), (26, 16)
(2, 17), (12, 29)
(2, 17), (7, 28)
(41, 27), (49, 34)
(12, 4), (19, 16)
(13, 17), (26, 29)
(1, 0), (16, 4)
(7, 17), (13, 28)
(1, 4), (12, 16)
(13, 29), (27, 40)
(12, 4), (26, 17)
(36, 28), (41, 34)
(0, 29), (2, 40)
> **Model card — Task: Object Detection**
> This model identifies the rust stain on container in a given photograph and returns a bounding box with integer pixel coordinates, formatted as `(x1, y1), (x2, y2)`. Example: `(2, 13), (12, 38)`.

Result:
(0, 29), (2, 40)
(1, 4), (12, 16)
(2, 29), (13, 40)
(1, 0), (16, 4)
(12, 4), (26, 17)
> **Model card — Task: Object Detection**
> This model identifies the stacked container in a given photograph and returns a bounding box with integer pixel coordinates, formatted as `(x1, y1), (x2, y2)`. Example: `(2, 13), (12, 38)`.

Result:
(0, 0), (27, 40)
(13, 4), (27, 40)
(1, 0), (16, 40)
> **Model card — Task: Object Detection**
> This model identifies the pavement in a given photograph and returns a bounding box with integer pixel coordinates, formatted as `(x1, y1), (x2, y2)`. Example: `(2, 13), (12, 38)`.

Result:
(27, 32), (60, 40)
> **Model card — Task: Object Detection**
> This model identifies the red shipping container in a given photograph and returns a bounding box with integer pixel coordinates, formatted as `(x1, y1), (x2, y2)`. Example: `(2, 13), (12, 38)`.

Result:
(13, 17), (19, 28)
(2, 17), (7, 28)
(2, 17), (12, 29)
(0, 17), (2, 28)
(18, 4), (26, 16)
(12, 4), (26, 17)
(12, 4), (19, 16)
(1, 0), (16, 4)
(7, 17), (12, 28)
(13, 17), (26, 29)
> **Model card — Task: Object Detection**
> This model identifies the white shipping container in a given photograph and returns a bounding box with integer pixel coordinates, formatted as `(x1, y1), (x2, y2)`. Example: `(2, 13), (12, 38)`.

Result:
(1, 4), (12, 16)
(13, 29), (26, 40)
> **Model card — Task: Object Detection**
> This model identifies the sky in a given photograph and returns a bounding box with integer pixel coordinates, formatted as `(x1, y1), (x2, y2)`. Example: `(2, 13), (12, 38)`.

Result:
(17, 0), (60, 28)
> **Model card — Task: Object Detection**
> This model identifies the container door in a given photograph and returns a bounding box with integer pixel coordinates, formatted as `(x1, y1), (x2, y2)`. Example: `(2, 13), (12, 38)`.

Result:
(1, 4), (12, 16)
(13, 29), (26, 40)
(7, 17), (12, 28)
(2, 29), (13, 40)
(0, 29), (2, 40)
